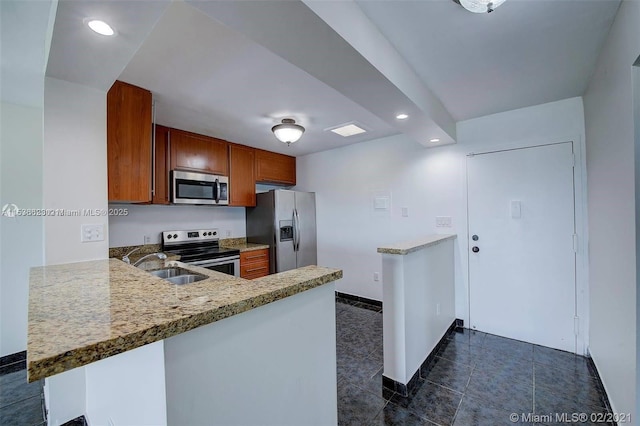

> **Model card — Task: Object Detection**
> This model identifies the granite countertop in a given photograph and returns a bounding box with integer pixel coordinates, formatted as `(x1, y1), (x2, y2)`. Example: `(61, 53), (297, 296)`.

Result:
(219, 238), (269, 253)
(27, 259), (341, 382)
(377, 234), (456, 255)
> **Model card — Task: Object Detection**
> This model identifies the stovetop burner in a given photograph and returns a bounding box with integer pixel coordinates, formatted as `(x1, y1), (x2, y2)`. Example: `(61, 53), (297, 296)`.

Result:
(162, 229), (240, 262)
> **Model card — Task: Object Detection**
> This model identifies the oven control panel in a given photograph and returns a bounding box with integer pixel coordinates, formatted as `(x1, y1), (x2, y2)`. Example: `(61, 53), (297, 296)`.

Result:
(163, 229), (219, 245)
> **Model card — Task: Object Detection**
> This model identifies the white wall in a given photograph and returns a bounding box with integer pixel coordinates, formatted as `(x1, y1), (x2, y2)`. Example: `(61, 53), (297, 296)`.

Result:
(0, 103), (44, 356)
(165, 283), (337, 426)
(583, 0), (639, 418)
(43, 77), (109, 264)
(0, 0), (53, 357)
(85, 341), (167, 426)
(42, 77), (110, 423)
(296, 97), (586, 327)
(108, 204), (246, 247)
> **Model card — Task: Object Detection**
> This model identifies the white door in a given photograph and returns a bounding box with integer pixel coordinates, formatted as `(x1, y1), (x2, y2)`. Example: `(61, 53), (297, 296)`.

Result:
(467, 142), (576, 353)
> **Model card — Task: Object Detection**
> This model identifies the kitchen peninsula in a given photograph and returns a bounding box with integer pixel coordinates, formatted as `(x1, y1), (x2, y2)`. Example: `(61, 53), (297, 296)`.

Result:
(28, 259), (342, 425)
(378, 234), (456, 396)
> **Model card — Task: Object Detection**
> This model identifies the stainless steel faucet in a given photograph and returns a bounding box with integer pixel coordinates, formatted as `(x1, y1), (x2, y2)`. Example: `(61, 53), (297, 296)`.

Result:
(131, 252), (168, 267)
(122, 247), (167, 266)
(122, 247), (142, 264)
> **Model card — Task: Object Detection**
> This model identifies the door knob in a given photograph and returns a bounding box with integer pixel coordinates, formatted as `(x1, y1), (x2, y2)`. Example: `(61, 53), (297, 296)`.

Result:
(472, 246), (480, 253)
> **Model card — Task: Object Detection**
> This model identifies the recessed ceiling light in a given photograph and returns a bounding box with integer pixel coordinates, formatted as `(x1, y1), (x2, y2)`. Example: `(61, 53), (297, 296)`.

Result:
(87, 20), (115, 36)
(330, 124), (367, 137)
(396, 114), (409, 120)
(429, 138), (440, 143)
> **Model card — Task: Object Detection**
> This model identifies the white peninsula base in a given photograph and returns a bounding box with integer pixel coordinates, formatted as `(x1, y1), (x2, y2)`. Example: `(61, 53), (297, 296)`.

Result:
(378, 235), (456, 395)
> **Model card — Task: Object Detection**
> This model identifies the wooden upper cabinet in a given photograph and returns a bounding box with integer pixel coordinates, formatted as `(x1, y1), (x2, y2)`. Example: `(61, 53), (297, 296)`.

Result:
(169, 129), (228, 175)
(229, 144), (256, 207)
(153, 124), (170, 205)
(107, 80), (153, 202)
(255, 149), (296, 185)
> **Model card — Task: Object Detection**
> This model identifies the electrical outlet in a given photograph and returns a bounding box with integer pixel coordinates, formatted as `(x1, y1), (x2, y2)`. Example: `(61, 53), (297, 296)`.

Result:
(401, 207), (409, 217)
(81, 224), (104, 242)
(436, 303), (441, 316)
(373, 272), (379, 282)
(226, 230), (231, 237)
(143, 235), (151, 244)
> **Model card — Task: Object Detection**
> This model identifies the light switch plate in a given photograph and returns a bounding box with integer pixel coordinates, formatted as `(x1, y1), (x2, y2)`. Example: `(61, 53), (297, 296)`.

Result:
(436, 216), (452, 227)
(373, 197), (389, 210)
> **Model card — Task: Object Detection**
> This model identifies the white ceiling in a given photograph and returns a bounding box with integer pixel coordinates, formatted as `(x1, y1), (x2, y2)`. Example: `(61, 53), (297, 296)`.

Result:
(44, 0), (621, 155)
(118, 2), (397, 156)
(356, 0), (621, 121)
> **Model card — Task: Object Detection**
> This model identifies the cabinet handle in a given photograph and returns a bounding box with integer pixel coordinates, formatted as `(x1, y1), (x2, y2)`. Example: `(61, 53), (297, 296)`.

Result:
(246, 254), (266, 260)
(151, 99), (156, 200)
(246, 266), (267, 273)
(167, 130), (171, 203)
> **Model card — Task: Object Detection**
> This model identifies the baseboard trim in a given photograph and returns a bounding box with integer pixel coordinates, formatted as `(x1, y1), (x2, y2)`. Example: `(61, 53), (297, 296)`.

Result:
(382, 319), (458, 397)
(0, 350), (26, 367)
(335, 292), (382, 308)
(61, 416), (88, 426)
(0, 350), (27, 376)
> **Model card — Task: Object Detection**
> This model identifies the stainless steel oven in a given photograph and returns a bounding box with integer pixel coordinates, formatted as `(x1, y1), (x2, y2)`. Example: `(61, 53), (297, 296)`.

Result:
(162, 229), (240, 277)
(186, 255), (240, 277)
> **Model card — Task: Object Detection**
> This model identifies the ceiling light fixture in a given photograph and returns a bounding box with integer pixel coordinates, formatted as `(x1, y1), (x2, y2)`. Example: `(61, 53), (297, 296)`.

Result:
(396, 113), (409, 120)
(429, 138), (441, 143)
(330, 124), (367, 137)
(87, 19), (115, 36)
(455, 0), (506, 13)
(272, 118), (305, 146)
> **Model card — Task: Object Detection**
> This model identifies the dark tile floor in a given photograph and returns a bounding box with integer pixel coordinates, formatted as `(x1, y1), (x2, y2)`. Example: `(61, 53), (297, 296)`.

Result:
(335, 299), (614, 426)
(0, 365), (45, 426)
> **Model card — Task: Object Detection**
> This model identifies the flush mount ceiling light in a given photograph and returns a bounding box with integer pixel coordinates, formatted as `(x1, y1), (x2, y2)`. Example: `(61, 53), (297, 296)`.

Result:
(272, 119), (305, 146)
(86, 19), (115, 36)
(330, 123), (367, 137)
(396, 113), (409, 120)
(429, 138), (441, 143)
(455, 0), (506, 13)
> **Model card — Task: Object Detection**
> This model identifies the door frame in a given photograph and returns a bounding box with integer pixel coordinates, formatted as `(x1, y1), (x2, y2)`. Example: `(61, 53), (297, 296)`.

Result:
(464, 134), (589, 355)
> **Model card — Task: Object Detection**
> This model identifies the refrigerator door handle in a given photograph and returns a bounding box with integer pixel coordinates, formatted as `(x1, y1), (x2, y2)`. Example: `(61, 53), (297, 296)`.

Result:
(293, 208), (301, 251)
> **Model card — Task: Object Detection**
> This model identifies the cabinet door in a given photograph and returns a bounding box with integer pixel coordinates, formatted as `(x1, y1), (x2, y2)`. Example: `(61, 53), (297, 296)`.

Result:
(229, 144), (256, 207)
(169, 129), (228, 175)
(107, 81), (152, 202)
(153, 125), (170, 205)
(255, 149), (296, 185)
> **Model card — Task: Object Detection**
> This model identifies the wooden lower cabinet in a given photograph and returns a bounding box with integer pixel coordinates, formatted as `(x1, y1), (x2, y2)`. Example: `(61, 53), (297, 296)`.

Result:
(240, 249), (270, 279)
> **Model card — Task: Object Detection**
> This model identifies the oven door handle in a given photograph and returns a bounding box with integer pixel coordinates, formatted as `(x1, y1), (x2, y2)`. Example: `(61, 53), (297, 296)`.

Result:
(187, 256), (239, 266)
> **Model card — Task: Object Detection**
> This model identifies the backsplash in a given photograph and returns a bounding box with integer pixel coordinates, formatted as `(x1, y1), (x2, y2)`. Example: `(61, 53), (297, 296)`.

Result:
(108, 204), (246, 247)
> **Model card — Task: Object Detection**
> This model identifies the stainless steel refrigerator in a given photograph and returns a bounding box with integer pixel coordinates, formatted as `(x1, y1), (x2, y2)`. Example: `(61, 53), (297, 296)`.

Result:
(246, 190), (317, 273)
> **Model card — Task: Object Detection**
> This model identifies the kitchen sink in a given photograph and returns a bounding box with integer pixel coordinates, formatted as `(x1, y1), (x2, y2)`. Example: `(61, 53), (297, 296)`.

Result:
(165, 274), (207, 285)
(148, 267), (207, 285)
(148, 267), (192, 279)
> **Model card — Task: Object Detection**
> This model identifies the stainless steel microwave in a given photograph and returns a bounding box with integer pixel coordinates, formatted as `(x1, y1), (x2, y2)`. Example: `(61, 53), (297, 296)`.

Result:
(171, 170), (229, 205)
